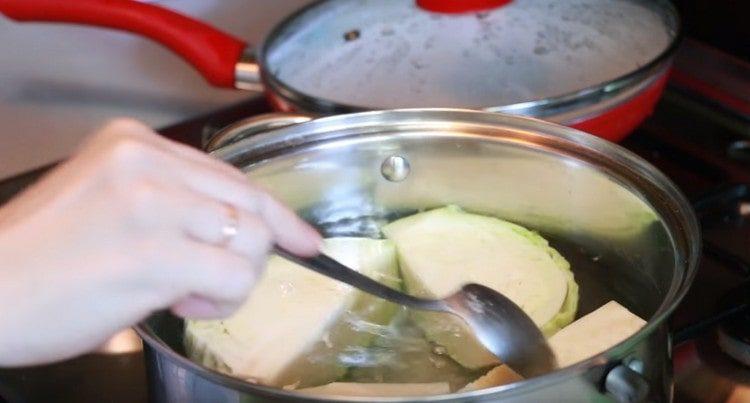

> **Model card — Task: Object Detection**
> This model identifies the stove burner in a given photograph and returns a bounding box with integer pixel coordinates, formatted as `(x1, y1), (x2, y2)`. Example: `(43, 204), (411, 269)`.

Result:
(692, 184), (750, 279)
(717, 284), (750, 367)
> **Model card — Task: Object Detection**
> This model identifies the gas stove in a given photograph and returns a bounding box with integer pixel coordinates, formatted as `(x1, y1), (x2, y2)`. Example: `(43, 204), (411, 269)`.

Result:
(0, 40), (748, 403)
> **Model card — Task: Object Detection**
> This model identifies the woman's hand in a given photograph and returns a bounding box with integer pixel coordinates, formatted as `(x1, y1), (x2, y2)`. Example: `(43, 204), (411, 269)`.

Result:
(0, 119), (321, 366)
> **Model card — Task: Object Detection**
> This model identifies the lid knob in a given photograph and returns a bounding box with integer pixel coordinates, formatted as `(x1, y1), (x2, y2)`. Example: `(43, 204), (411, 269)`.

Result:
(416, 0), (512, 13)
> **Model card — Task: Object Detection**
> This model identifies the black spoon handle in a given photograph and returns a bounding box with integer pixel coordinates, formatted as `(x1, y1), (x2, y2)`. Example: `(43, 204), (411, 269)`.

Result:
(273, 247), (446, 312)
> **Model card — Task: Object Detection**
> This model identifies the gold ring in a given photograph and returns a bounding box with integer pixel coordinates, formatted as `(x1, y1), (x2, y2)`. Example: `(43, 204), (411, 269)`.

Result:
(218, 202), (240, 248)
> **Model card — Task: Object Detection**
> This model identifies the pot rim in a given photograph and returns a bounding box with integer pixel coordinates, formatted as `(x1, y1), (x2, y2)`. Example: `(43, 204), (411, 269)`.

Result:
(136, 108), (700, 401)
(255, 0), (682, 117)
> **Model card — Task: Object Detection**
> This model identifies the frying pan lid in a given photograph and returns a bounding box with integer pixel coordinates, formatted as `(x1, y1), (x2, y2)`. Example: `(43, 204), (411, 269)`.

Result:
(263, 0), (677, 110)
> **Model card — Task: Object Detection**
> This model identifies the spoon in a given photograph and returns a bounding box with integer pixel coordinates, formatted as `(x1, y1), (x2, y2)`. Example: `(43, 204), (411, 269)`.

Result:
(274, 248), (557, 378)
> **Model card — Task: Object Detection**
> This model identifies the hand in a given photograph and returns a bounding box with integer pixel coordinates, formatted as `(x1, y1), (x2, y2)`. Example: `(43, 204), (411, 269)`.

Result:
(0, 119), (321, 366)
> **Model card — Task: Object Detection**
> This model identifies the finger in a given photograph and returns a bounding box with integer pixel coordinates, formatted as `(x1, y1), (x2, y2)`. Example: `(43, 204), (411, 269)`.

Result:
(174, 189), (274, 265)
(97, 118), (322, 255)
(171, 296), (215, 319)
(163, 241), (264, 308)
(168, 164), (321, 256)
(136, 144), (321, 255)
(92, 118), (250, 189)
(99, 118), (251, 186)
(171, 296), (237, 320)
(255, 191), (322, 256)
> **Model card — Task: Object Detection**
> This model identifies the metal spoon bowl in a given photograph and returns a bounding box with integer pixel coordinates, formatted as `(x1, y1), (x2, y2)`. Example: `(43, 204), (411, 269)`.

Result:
(275, 248), (557, 378)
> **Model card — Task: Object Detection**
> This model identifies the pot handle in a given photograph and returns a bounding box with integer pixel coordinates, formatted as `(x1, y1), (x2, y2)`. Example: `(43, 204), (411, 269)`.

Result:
(0, 0), (249, 88)
(603, 363), (650, 403)
(204, 113), (314, 152)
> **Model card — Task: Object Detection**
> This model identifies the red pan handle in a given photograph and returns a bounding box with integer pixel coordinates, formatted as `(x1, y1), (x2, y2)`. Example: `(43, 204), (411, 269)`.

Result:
(0, 0), (247, 88)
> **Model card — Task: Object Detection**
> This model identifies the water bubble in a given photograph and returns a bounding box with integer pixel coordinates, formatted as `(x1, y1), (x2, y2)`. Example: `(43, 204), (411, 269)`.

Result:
(432, 345), (448, 355)
(282, 380), (301, 390)
(428, 355), (447, 368)
(322, 332), (333, 348)
(279, 281), (295, 296)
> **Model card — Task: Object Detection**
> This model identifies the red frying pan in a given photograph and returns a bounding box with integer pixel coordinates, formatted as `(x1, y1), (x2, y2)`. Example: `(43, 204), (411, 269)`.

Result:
(0, 0), (680, 142)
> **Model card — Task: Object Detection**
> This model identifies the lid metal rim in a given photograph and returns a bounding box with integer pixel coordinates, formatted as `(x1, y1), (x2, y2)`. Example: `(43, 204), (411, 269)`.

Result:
(257, 0), (682, 116)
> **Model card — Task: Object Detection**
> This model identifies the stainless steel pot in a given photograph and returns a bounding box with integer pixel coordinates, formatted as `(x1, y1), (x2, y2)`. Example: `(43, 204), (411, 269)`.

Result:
(0, 0), (680, 142)
(136, 109), (700, 402)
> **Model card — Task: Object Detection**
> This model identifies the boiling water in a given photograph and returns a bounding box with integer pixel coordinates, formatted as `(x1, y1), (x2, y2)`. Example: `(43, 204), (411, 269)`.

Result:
(340, 308), (482, 390)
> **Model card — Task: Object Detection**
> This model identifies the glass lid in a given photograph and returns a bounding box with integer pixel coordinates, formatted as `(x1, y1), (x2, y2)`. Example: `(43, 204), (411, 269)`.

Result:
(263, 0), (677, 109)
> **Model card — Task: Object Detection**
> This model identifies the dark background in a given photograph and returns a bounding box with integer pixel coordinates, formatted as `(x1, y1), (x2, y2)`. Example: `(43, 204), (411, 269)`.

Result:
(672, 0), (749, 61)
